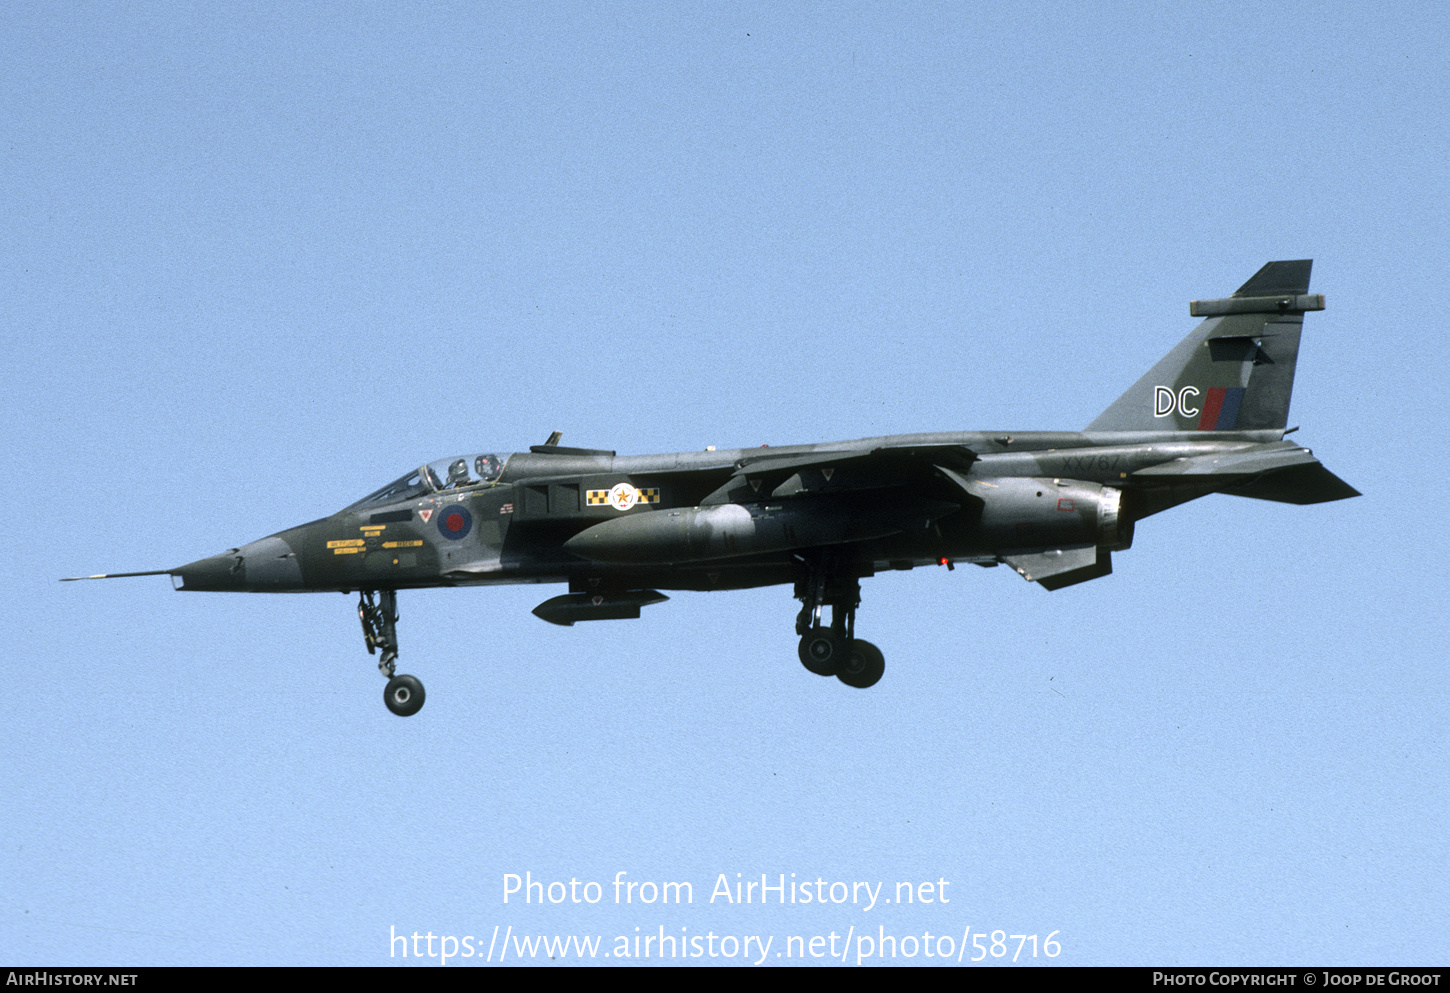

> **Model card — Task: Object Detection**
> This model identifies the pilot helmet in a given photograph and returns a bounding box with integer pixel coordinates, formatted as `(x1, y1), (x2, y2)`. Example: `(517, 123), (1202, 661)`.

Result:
(446, 459), (471, 485)
(475, 454), (502, 481)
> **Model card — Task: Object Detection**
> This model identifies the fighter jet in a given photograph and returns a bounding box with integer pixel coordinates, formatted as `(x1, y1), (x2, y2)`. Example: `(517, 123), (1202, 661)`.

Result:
(66, 260), (1357, 715)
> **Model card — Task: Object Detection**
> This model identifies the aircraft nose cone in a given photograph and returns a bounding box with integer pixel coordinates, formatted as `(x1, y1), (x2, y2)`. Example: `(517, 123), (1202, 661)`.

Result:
(174, 550), (246, 591)
(174, 536), (304, 591)
(238, 535), (304, 589)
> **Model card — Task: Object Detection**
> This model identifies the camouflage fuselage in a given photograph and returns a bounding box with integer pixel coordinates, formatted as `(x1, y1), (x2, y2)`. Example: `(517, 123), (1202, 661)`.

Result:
(174, 428), (1315, 595)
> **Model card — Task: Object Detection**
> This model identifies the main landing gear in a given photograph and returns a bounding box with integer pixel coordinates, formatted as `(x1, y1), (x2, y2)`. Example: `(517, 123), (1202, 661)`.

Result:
(794, 567), (885, 689)
(359, 589), (425, 716)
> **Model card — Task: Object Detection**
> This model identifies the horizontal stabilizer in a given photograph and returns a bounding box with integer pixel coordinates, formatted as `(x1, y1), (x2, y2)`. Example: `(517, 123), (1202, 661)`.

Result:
(1132, 442), (1319, 479)
(1220, 462), (1360, 504)
(1000, 544), (1112, 589)
(1130, 441), (1359, 504)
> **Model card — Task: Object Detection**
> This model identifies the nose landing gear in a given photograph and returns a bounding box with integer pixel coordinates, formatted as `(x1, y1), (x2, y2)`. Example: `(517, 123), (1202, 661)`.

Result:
(359, 589), (426, 716)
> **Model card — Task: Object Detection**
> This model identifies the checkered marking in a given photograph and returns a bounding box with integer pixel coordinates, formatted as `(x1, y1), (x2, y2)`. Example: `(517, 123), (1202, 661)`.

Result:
(587, 486), (660, 510)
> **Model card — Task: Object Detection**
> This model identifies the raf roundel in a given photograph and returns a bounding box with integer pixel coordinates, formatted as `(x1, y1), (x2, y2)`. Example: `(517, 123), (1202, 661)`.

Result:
(436, 504), (473, 541)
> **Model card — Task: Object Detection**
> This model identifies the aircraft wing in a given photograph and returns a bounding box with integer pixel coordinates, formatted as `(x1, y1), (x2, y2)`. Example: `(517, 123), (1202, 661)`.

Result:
(734, 443), (977, 476)
(720, 444), (977, 501)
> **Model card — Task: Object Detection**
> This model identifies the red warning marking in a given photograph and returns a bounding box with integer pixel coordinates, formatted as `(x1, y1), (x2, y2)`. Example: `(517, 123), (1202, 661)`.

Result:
(1057, 498), (1075, 511)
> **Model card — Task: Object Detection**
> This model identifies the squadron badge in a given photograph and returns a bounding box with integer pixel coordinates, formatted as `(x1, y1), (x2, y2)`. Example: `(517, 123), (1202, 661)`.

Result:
(608, 483), (638, 512)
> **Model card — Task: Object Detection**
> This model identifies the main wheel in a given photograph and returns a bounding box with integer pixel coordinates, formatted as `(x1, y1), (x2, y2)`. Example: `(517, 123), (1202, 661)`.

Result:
(384, 674), (426, 716)
(837, 639), (884, 688)
(798, 629), (842, 675)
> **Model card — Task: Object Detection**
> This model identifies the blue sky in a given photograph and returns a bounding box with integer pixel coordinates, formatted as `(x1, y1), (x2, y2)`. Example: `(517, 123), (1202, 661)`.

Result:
(3, 1), (1446, 966)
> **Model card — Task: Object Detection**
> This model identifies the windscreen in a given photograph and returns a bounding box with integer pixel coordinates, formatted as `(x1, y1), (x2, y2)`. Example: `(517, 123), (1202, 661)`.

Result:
(427, 454), (507, 490)
(344, 454), (509, 512)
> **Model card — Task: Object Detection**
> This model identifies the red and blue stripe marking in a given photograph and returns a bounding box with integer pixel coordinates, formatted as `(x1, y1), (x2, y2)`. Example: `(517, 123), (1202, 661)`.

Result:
(1197, 387), (1245, 431)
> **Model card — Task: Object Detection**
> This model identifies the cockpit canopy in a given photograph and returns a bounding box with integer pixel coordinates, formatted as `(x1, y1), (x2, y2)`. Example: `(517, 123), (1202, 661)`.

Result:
(345, 454), (509, 511)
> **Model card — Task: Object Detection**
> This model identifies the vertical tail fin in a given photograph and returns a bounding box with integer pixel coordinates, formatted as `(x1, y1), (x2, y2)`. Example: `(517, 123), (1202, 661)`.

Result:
(1086, 261), (1323, 433)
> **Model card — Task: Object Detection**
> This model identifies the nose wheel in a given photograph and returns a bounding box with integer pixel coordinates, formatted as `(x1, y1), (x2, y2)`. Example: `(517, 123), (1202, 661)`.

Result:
(384, 674), (426, 716)
(359, 590), (426, 716)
